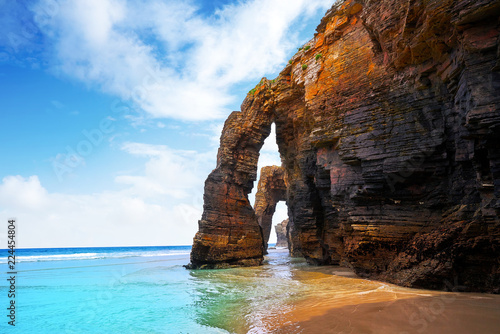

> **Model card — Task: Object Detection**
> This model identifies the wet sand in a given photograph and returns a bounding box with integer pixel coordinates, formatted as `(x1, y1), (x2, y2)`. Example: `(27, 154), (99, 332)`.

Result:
(258, 250), (500, 333)
(277, 293), (500, 333)
(191, 249), (500, 333)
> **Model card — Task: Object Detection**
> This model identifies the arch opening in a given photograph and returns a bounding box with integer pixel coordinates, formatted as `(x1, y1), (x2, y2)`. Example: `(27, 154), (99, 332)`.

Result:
(189, 90), (276, 269)
(269, 201), (288, 249)
(253, 165), (288, 254)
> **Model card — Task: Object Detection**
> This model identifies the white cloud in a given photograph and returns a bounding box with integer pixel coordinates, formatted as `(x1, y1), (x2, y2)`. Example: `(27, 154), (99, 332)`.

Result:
(208, 121), (225, 147)
(0, 0), (330, 247)
(252, 123), (288, 243)
(256, 123), (282, 176)
(0, 184), (202, 247)
(269, 201), (288, 244)
(0, 132), (283, 247)
(260, 123), (280, 155)
(31, 0), (332, 121)
(0, 175), (49, 211)
(0, 142), (213, 248)
(117, 142), (210, 199)
(249, 123), (282, 206)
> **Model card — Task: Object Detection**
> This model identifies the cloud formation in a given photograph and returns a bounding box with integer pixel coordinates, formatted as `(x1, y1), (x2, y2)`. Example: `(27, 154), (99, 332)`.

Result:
(0, 130), (287, 248)
(117, 142), (210, 199)
(31, 0), (332, 120)
(0, 0), (328, 247)
(0, 143), (211, 247)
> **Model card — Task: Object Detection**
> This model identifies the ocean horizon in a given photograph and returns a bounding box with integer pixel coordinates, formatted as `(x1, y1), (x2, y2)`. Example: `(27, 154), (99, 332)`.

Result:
(2, 246), (500, 333)
(0, 245), (193, 261)
(3, 0), (499, 332)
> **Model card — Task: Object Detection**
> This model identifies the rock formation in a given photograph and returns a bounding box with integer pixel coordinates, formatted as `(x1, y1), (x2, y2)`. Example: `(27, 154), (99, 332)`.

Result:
(275, 219), (289, 248)
(189, 0), (500, 292)
(188, 90), (274, 268)
(253, 166), (287, 252)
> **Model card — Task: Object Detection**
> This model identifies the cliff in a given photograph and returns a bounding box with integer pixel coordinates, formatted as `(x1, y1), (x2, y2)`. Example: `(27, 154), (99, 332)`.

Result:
(189, 0), (500, 292)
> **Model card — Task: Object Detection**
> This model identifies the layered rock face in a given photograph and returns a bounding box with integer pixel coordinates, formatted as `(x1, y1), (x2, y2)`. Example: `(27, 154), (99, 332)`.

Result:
(254, 166), (287, 252)
(275, 219), (289, 248)
(189, 89), (274, 268)
(190, 0), (500, 292)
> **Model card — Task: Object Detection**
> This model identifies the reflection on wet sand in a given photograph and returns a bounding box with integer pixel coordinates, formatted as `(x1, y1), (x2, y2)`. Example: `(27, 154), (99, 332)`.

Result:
(190, 249), (500, 334)
(277, 294), (500, 334)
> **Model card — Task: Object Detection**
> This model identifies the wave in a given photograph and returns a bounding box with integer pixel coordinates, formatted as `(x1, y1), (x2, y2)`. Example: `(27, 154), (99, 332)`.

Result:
(18, 252), (101, 262)
(140, 251), (190, 257)
(1, 250), (191, 263)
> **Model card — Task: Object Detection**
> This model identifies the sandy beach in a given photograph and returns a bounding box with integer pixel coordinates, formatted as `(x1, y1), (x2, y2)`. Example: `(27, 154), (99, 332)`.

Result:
(278, 293), (500, 333)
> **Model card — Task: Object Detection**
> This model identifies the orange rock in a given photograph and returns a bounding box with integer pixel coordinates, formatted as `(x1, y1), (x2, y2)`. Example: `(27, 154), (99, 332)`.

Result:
(189, 0), (500, 293)
(349, 3), (363, 15)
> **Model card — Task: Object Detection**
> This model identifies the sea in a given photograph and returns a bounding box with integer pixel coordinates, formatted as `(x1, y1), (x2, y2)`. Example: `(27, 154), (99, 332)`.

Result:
(1, 246), (500, 333)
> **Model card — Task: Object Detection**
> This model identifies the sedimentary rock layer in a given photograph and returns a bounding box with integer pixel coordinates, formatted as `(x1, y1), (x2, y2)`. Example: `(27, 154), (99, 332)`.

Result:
(188, 81), (276, 268)
(254, 166), (287, 252)
(275, 219), (289, 248)
(189, 0), (500, 292)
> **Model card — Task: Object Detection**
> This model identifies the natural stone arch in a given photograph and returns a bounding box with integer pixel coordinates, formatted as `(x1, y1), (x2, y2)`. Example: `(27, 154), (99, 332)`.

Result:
(253, 166), (287, 253)
(189, 81), (276, 268)
(189, 0), (500, 293)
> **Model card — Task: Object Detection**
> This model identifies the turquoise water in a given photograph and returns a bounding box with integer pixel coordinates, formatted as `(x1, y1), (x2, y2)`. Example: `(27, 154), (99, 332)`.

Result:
(2, 246), (500, 333)
(1, 246), (228, 333)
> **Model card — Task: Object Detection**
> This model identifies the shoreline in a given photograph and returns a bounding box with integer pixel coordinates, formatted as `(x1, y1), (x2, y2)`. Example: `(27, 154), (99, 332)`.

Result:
(258, 249), (500, 333)
(277, 293), (500, 334)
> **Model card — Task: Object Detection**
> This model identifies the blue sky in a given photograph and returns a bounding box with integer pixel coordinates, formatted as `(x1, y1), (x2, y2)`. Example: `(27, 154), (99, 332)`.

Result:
(0, 0), (333, 248)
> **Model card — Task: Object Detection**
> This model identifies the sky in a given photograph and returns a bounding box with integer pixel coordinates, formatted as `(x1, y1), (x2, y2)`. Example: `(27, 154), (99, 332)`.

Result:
(0, 0), (333, 248)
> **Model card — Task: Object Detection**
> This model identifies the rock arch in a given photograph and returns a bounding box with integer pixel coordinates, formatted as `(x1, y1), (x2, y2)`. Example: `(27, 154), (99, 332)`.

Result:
(188, 0), (500, 292)
(253, 166), (287, 253)
(189, 82), (276, 268)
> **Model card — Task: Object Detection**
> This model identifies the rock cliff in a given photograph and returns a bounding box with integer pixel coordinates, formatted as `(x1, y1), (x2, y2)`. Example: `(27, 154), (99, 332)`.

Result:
(189, 0), (500, 292)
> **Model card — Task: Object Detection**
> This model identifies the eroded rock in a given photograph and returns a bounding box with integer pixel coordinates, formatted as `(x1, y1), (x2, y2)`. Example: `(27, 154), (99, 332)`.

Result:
(254, 166), (287, 252)
(189, 0), (500, 292)
(275, 219), (289, 248)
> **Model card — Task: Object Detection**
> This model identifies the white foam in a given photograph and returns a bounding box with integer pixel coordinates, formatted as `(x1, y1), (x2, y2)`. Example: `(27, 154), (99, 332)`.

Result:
(141, 251), (190, 257)
(1, 250), (191, 263)
(17, 252), (101, 263)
